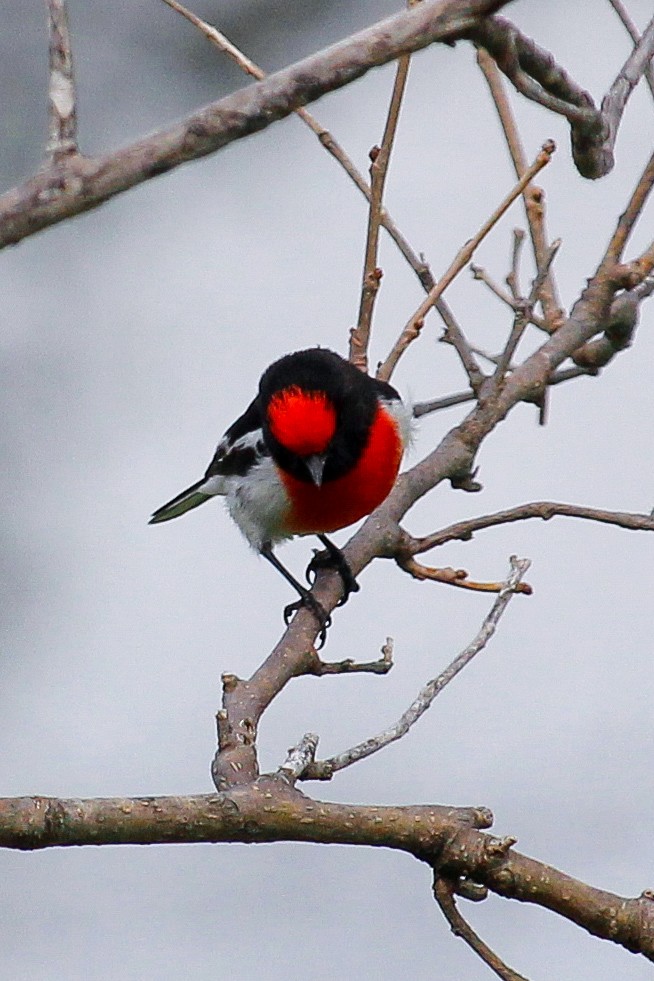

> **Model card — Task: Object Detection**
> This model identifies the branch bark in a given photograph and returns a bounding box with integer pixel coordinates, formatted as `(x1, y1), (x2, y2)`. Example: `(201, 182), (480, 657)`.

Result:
(0, 0), (513, 249)
(0, 786), (652, 959)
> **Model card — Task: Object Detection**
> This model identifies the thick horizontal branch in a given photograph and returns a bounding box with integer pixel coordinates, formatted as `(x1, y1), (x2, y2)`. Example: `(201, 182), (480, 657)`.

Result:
(0, 782), (488, 851)
(0, 0), (511, 249)
(1, 784), (652, 959)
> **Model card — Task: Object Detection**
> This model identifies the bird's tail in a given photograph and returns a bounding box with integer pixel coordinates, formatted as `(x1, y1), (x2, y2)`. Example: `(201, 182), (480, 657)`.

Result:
(149, 479), (213, 524)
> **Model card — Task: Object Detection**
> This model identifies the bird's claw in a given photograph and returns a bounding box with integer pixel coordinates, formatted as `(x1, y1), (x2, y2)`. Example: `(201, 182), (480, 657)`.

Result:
(283, 594), (332, 649)
(305, 548), (360, 607)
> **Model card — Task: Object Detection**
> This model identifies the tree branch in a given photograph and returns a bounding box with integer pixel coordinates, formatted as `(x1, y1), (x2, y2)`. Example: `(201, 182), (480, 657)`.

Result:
(408, 501), (654, 554)
(476, 48), (564, 330)
(434, 876), (530, 981)
(349, 52), (411, 372)
(46, 0), (78, 161)
(608, 0), (654, 100)
(303, 558), (530, 780)
(0, 0), (513, 250)
(376, 141), (555, 383)
(472, 13), (654, 179)
(0, 787), (651, 959)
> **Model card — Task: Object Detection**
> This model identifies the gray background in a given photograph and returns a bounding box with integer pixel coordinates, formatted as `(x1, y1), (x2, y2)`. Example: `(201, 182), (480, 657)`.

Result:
(2, 2), (653, 979)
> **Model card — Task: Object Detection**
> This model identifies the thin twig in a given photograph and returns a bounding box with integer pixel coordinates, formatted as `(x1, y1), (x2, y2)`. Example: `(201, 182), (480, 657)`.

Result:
(506, 227), (525, 298)
(46, 0), (78, 161)
(433, 877), (531, 981)
(493, 238), (561, 383)
(303, 558), (530, 780)
(409, 502), (654, 554)
(476, 48), (563, 330)
(160, 0), (461, 354)
(376, 142), (555, 383)
(412, 362), (597, 419)
(350, 54), (412, 371)
(605, 149), (654, 262)
(309, 638), (394, 676)
(608, 0), (654, 100)
(412, 390), (477, 416)
(472, 263), (517, 308)
(601, 15), (654, 153)
(471, 262), (548, 330)
(397, 556), (532, 593)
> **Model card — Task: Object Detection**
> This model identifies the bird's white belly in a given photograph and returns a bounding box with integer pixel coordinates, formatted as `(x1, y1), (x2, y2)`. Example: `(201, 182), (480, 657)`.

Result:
(224, 456), (292, 550)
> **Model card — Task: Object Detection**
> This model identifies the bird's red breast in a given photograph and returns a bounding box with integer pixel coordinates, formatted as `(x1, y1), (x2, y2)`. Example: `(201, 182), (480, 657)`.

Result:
(277, 403), (403, 535)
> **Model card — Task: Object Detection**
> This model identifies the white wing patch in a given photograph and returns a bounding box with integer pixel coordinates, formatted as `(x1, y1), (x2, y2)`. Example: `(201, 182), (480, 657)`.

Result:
(381, 396), (415, 453)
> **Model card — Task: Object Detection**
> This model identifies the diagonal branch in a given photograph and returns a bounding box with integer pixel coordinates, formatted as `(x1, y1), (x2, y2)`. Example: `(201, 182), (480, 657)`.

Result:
(303, 558), (529, 780)
(376, 142), (555, 383)
(211, 72), (654, 794)
(600, 14), (654, 156)
(476, 48), (564, 330)
(434, 876), (530, 981)
(350, 53), (412, 371)
(0, 0), (514, 250)
(608, 0), (654, 100)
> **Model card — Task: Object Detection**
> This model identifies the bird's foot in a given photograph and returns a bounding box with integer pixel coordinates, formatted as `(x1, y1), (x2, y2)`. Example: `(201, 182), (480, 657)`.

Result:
(283, 591), (332, 649)
(306, 544), (360, 607)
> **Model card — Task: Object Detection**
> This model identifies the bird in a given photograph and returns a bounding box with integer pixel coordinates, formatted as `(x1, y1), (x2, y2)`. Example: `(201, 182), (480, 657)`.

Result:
(150, 347), (412, 642)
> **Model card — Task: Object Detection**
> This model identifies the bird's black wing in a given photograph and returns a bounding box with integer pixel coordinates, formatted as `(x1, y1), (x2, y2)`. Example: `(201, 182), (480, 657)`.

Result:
(204, 395), (267, 478)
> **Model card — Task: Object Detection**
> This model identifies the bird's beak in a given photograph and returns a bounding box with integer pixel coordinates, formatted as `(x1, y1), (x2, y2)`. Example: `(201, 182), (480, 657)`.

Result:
(305, 453), (327, 487)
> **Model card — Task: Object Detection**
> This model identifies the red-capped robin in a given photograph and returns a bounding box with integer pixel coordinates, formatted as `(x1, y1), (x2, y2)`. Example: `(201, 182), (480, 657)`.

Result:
(150, 348), (412, 641)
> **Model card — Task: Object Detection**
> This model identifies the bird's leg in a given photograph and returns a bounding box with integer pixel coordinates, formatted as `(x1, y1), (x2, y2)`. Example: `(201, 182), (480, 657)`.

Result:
(306, 533), (360, 607)
(261, 543), (332, 647)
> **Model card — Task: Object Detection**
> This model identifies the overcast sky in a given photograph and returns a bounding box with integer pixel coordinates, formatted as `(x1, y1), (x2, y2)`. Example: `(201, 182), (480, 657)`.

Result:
(2, 2), (653, 979)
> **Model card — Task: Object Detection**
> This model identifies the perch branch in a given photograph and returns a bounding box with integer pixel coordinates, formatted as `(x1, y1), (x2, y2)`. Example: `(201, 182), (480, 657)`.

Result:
(303, 558), (529, 780)
(211, 88), (652, 794)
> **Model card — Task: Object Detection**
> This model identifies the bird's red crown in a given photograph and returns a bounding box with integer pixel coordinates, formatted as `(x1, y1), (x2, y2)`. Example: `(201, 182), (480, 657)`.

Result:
(267, 386), (336, 456)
